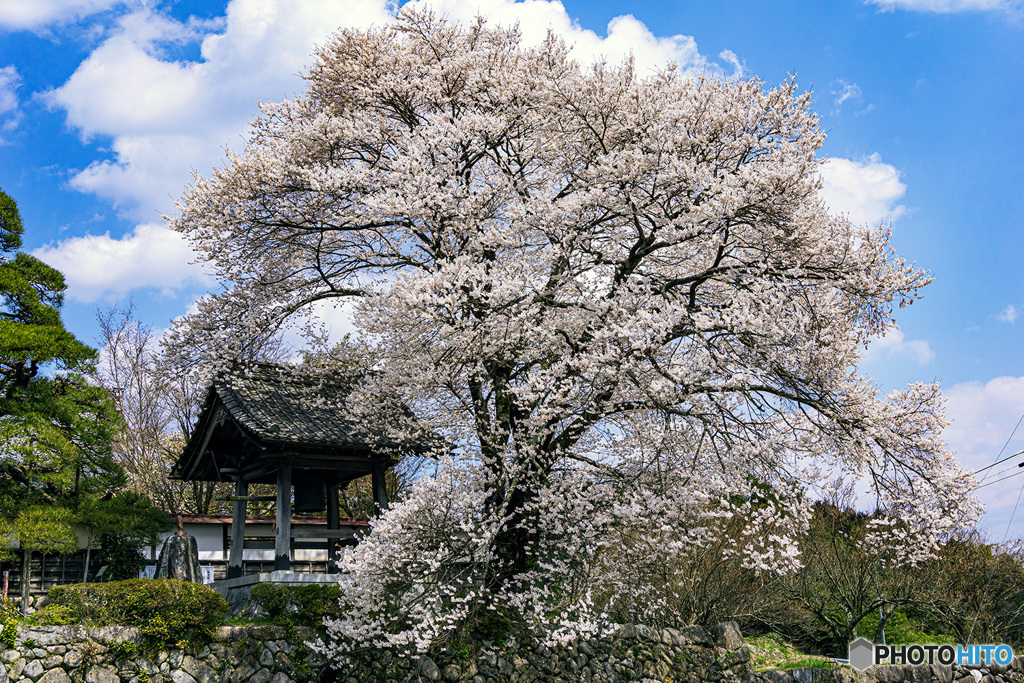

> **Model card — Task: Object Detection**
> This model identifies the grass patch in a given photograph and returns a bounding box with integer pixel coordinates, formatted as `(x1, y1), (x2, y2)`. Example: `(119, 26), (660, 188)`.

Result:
(746, 633), (843, 672)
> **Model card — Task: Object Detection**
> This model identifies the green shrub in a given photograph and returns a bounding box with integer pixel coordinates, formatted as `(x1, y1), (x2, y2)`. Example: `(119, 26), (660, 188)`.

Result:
(34, 583), (105, 625)
(856, 611), (954, 645)
(249, 582), (288, 621)
(248, 582), (342, 630)
(28, 603), (78, 626)
(109, 640), (139, 658)
(1, 598), (18, 650)
(37, 579), (228, 648)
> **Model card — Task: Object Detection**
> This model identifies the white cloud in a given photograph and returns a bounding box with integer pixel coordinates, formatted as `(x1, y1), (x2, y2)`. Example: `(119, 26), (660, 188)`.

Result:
(48, 13), (218, 138)
(0, 0), (125, 30)
(403, 0), (710, 75)
(718, 49), (744, 79)
(946, 376), (1024, 468)
(46, 0), (720, 219)
(277, 299), (359, 354)
(831, 79), (862, 109)
(867, 0), (1016, 13)
(68, 132), (229, 215)
(30, 222), (212, 302)
(864, 328), (935, 365)
(819, 153), (907, 226)
(944, 376), (1024, 535)
(43, 1), (392, 218)
(0, 65), (19, 114)
(997, 304), (1017, 323)
(0, 64), (21, 134)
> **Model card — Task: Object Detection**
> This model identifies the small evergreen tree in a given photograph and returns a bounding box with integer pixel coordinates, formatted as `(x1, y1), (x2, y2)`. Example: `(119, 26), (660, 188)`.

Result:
(80, 491), (173, 580)
(0, 188), (168, 609)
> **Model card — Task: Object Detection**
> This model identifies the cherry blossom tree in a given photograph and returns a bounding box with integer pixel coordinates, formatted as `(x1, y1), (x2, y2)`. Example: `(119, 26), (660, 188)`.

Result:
(165, 10), (979, 651)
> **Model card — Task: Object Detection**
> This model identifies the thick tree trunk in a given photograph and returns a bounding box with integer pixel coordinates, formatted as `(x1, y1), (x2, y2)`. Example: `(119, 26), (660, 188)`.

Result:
(484, 477), (541, 597)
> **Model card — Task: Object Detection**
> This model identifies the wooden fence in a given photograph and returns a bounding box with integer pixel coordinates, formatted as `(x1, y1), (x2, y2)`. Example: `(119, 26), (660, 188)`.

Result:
(0, 550), (333, 601)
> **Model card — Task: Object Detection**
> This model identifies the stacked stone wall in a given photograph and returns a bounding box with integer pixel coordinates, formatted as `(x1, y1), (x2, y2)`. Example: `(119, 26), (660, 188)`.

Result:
(0, 625), (326, 683)
(3, 622), (1024, 683)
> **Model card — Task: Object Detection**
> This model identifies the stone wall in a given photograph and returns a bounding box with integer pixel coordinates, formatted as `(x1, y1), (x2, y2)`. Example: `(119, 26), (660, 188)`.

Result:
(331, 621), (752, 683)
(3, 622), (1024, 683)
(754, 658), (1024, 683)
(0, 625), (327, 683)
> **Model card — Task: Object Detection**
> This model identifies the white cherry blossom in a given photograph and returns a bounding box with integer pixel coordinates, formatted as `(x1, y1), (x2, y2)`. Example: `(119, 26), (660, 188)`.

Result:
(165, 9), (980, 653)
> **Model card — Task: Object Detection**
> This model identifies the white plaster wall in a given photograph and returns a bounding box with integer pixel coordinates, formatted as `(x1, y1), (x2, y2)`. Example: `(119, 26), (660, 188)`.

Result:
(152, 521), (332, 562)
(154, 523), (226, 561)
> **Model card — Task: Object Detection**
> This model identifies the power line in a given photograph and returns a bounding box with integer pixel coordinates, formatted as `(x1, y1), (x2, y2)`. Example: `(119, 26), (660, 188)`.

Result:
(967, 413), (1024, 643)
(975, 414), (1024, 485)
(973, 448), (1024, 477)
(968, 474), (1024, 643)
(973, 468), (1024, 492)
(974, 458), (1015, 481)
(974, 458), (1024, 484)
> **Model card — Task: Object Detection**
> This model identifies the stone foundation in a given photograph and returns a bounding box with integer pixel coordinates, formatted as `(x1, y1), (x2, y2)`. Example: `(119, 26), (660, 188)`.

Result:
(3, 623), (1024, 683)
(0, 625), (326, 683)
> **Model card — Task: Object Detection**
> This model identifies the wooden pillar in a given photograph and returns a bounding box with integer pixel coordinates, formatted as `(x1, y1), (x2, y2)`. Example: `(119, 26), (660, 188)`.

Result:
(20, 549), (30, 615)
(372, 460), (389, 513)
(275, 462), (292, 572)
(227, 478), (247, 579)
(326, 477), (340, 573)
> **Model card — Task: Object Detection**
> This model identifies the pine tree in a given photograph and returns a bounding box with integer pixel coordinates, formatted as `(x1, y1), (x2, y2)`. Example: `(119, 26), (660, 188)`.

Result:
(0, 188), (168, 611)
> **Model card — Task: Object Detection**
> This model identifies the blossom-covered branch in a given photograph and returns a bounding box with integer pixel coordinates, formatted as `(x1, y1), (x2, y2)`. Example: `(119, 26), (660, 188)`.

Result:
(165, 9), (979, 651)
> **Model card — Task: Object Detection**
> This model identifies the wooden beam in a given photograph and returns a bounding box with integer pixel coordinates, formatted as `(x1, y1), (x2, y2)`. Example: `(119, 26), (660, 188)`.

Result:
(326, 478), (340, 573)
(286, 455), (397, 471)
(275, 462), (292, 571)
(291, 527), (360, 540)
(243, 539), (342, 551)
(240, 460), (279, 482)
(180, 406), (223, 481)
(227, 478), (247, 580)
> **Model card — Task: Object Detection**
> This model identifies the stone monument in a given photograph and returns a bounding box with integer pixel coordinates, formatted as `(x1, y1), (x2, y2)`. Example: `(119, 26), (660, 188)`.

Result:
(154, 509), (203, 582)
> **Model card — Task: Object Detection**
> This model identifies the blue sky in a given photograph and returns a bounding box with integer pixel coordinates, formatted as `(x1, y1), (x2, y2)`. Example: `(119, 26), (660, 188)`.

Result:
(0, 0), (1021, 535)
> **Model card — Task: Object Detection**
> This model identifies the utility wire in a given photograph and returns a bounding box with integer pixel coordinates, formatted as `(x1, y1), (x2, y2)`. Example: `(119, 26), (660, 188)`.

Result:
(973, 458), (1024, 485)
(973, 468), (1024, 492)
(983, 463), (1017, 480)
(973, 448), (1024, 477)
(967, 474), (1024, 643)
(979, 465), (1016, 482)
(966, 412), (1024, 643)
(975, 414), (1024, 485)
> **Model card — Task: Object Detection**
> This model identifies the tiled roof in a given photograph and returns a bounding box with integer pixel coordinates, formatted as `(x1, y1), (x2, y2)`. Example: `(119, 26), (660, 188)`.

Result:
(213, 363), (372, 450)
(173, 362), (439, 482)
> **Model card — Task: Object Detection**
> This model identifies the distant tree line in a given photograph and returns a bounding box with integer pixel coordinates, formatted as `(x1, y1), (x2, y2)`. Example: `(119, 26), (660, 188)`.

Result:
(606, 486), (1024, 654)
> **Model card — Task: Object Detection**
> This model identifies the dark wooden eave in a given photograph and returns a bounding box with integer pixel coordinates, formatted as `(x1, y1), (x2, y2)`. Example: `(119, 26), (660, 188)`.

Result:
(171, 362), (425, 485)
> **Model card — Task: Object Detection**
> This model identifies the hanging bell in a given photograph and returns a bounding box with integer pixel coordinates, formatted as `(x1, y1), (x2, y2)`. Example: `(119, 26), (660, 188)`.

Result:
(293, 471), (326, 512)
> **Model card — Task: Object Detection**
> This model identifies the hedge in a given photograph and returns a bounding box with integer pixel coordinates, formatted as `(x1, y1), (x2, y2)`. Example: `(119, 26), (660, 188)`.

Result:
(33, 579), (228, 648)
(248, 581), (343, 629)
